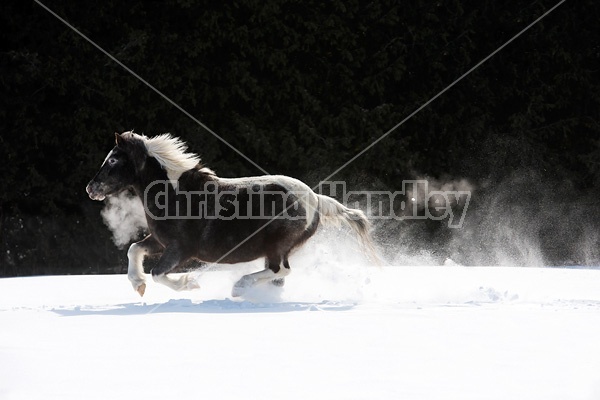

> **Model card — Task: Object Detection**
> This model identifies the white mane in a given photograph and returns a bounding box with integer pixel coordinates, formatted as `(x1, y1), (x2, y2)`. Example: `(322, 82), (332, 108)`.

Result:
(124, 131), (204, 183)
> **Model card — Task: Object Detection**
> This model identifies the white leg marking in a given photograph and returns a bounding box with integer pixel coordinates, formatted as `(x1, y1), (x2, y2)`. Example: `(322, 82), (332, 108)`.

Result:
(153, 273), (200, 292)
(127, 242), (147, 295)
(232, 263), (291, 297)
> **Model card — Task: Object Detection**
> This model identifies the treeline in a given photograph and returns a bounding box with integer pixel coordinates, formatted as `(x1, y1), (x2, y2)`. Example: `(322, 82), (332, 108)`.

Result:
(1, 0), (599, 275)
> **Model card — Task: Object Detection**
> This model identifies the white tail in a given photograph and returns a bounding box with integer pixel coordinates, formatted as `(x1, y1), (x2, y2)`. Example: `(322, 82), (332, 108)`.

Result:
(316, 194), (381, 264)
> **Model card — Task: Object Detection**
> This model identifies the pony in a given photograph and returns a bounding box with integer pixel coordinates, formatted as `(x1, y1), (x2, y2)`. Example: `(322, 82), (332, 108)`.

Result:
(86, 131), (377, 297)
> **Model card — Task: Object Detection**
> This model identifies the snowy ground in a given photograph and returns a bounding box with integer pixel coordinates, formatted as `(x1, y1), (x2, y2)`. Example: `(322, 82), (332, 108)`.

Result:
(2, 258), (600, 399)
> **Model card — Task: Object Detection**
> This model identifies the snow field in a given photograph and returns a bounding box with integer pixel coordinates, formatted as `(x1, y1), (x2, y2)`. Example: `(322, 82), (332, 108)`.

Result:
(1, 234), (600, 399)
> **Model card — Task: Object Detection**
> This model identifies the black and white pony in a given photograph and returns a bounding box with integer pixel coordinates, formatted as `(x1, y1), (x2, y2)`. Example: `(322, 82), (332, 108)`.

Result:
(86, 132), (377, 297)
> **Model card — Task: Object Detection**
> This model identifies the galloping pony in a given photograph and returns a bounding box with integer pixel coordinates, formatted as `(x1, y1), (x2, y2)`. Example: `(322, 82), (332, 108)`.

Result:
(86, 132), (377, 297)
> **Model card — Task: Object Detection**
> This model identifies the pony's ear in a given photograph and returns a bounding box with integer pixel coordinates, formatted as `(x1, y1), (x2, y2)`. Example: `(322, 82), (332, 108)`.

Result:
(115, 132), (125, 147)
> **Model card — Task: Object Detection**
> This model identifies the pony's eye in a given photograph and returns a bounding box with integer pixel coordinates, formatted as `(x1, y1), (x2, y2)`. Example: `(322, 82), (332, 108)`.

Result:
(108, 157), (118, 166)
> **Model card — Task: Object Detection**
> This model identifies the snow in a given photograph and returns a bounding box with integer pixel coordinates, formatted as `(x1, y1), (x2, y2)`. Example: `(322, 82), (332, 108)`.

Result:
(2, 264), (600, 400)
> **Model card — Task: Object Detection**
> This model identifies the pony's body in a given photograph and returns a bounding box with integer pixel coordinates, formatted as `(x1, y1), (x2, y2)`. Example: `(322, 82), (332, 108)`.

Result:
(87, 132), (376, 297)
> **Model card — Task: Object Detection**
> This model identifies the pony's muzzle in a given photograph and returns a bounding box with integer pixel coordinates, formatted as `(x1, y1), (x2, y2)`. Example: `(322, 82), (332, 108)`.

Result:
(86, 181), (106, 201)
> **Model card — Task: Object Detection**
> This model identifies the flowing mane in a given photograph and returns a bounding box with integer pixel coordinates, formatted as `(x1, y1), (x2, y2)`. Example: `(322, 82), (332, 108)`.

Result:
(122, 131), (208, 182)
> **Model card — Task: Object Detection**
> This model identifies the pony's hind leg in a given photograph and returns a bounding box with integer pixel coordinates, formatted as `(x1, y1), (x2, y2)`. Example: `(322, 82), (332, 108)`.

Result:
(232, 256), (290, 297)
(271, 258), (291, 287)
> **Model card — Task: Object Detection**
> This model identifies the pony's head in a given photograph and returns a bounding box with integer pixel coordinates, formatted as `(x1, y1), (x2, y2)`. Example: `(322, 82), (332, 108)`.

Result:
(86, 131), (203, 201)
(86, 132), (146, 201)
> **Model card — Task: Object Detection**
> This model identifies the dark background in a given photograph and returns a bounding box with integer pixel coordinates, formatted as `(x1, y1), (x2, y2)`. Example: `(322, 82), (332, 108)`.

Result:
(1, 0), (599, 276)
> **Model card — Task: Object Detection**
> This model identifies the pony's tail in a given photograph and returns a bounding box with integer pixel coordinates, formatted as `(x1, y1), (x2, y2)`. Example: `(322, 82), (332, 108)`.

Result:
(316, 194), (382, 265)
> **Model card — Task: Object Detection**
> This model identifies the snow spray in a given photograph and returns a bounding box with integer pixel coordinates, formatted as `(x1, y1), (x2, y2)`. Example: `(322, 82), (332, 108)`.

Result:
(368, 170), (599, 267)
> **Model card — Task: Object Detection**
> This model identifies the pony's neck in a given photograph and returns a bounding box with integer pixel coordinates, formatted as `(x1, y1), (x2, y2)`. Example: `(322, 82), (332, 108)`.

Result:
(132, 158), (174, 221)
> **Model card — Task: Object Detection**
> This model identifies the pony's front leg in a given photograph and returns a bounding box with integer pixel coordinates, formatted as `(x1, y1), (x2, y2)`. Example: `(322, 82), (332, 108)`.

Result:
(151, 246), (200, 292)
(127, 235), (163, 296)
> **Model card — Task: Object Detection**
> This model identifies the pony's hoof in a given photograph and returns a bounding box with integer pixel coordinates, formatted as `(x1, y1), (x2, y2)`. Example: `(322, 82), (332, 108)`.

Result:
(136, 283), (146, 297)
(232, 276), (254, 297)
(231, 284), (246, 298)
(231, 281), (250, 297)
(271, 278), (285, 287)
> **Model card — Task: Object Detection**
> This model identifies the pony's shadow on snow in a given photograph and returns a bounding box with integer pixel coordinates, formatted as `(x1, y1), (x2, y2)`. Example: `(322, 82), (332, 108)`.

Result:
(52, 298), (355, 317)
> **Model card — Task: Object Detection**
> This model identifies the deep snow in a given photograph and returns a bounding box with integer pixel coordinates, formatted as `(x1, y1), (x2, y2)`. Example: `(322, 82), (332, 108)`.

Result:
(2, 262), (600, 400)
